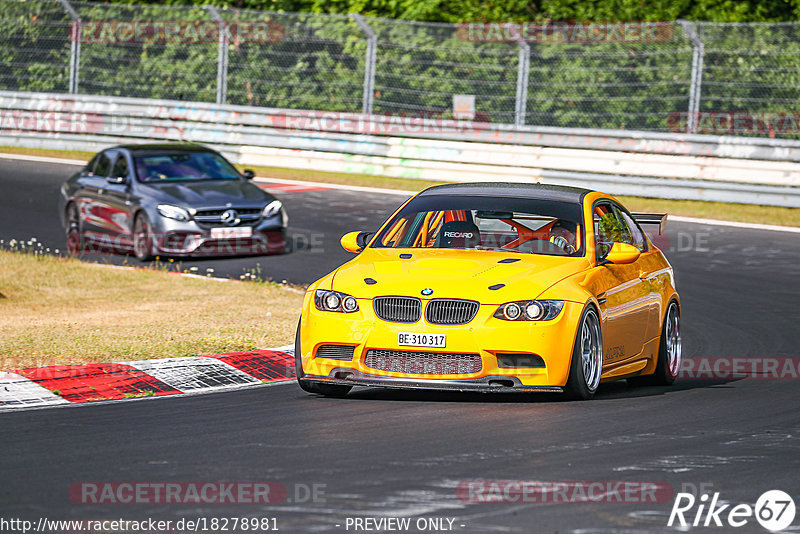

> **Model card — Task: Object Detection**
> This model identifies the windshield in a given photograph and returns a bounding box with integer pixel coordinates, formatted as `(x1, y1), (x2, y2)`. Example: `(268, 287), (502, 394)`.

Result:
(134, 152), (240, 182)
(373, 195), (584, 256)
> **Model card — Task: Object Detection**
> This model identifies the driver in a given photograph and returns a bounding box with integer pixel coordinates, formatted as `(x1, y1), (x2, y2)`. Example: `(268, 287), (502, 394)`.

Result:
(549, 220), (578, 254)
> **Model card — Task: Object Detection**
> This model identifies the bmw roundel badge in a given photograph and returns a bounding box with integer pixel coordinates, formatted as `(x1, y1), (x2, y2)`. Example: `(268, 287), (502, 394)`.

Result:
(421, 288), (434, 296)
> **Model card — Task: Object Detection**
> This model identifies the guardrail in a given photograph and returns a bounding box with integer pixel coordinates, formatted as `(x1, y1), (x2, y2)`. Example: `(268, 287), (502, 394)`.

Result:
(1, 91), (799, 207)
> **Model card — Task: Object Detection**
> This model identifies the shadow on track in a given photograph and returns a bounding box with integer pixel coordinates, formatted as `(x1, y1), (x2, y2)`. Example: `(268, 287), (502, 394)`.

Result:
(294, 377), (742, 404)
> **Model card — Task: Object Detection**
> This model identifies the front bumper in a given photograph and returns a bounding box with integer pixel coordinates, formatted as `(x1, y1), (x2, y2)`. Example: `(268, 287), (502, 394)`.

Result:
(298, 299), (582, 391)
(151, 215), (286, 256)
(302, 371), (563, 393)
(156, 229), (286, 256)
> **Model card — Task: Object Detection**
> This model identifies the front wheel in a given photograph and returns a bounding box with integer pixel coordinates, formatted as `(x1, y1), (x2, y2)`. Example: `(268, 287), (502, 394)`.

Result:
(564, 306), (603, 400)
(132, 213), (155, 261)
(65, 203), (83, 255)
(294, 320), (352, 398)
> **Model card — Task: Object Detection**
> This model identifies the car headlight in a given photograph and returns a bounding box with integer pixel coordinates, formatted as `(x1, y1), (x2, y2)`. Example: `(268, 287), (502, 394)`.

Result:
(157, 204), (191, 222)
(494, 300), (564, 321)
(262, 200), (282, 218)
(314, 290), (359, 313)
(262, 200), (288, 227)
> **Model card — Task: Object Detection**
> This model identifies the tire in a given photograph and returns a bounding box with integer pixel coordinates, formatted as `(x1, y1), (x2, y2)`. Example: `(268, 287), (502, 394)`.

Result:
(282, 231), (293, 254)
(629, 301), (681, 386)
(132, 212), (155, 262)
(564, 306), (603, 400)
(294, 320), (352, 397)
(65, 203), (83, 255)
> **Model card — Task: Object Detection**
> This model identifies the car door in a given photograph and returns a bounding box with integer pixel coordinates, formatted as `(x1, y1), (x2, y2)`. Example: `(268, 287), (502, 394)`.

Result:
(78, 150), (114, 242)
(614, 206), (663, 344)
(102, 151), (136, 247)
(590, 201), (650, 366)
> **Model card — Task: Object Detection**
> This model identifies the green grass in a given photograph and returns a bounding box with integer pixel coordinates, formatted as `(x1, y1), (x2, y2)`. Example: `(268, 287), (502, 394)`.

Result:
(0, 249), (303, 370)
(2, 146), (798, 227)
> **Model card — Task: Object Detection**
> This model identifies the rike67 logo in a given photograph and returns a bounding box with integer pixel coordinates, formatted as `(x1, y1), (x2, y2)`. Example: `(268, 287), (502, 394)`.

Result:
(668, 489), (796, 531)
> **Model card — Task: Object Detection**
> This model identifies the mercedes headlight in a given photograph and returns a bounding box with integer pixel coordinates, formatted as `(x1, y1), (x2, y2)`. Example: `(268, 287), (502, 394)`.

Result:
(262, 200), (282, 217)
(262, 200), (288, 226)
(157, 204), (190, 222)
(494, 300), (564, 321)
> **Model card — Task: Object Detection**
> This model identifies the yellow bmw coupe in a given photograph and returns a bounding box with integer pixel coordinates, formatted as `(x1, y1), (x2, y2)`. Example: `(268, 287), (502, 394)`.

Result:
(295, 183), (681, 400)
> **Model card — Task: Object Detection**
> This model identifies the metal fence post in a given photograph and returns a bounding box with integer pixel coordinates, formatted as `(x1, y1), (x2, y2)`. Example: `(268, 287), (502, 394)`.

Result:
(57, 0), (80, 94)
(679, 20), (704, 134)
(205, 5), (228, 105)
(351, 14), (377, 116)
(514, 41), (530, 127)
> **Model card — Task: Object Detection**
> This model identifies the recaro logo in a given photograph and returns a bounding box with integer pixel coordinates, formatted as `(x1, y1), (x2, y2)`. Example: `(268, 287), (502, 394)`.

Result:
(668, 490), (796, 531)
(444, 231), (473, 238)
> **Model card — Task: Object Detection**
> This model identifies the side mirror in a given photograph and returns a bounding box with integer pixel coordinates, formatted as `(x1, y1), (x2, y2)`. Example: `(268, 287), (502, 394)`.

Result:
(340, 231), (372, 253)
(243, 169), (255, 180)
(602, 243), (641, 265)
(106, 175), (127, 185)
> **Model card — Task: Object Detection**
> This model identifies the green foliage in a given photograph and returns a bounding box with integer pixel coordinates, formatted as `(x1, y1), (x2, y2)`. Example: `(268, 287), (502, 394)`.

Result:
(94, 0), (800, 23)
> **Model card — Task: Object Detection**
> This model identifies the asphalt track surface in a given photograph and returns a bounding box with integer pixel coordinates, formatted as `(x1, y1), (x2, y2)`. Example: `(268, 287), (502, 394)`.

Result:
(1, 157), (800, 533)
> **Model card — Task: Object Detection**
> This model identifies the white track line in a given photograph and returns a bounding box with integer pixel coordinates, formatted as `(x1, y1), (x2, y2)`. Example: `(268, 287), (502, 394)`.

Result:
(669, 215), (800, 234)
(253, 176), (414, 197)
(1, 151), (797, 233)
(0, 153), (85, 165)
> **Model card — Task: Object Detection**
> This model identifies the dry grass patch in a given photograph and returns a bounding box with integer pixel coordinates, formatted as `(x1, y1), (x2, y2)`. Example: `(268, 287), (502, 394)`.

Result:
(0, 145), (94, 161)
(0, 251), (304, 370)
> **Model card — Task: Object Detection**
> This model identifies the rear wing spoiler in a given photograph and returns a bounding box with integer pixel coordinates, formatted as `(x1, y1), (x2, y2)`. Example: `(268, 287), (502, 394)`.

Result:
(631, 213), (667, 235)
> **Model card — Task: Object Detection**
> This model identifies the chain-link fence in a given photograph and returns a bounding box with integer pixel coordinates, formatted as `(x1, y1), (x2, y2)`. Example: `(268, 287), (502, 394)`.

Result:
(3, 0), (800, 136)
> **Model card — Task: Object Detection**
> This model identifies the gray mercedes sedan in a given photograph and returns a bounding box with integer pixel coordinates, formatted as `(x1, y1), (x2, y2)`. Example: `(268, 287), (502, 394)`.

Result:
(58, 143), (287, 260)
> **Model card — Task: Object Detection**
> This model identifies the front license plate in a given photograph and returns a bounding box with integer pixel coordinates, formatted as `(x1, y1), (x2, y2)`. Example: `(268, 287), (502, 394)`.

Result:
(210, 227), (252, 239)
(398, 332), (446, 348)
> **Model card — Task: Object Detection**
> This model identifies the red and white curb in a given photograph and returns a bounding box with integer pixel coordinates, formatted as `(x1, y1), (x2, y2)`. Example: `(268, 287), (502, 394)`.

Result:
(0, 347), (296, 411)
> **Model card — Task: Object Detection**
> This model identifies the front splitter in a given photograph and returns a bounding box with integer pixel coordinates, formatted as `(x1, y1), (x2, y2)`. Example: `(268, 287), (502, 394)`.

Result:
(304, 370), (563, 394)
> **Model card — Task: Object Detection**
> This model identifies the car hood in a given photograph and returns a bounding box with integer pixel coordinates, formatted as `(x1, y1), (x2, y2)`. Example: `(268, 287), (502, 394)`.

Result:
(331, 248), (588, 304)
(138, 180), (270, 206)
